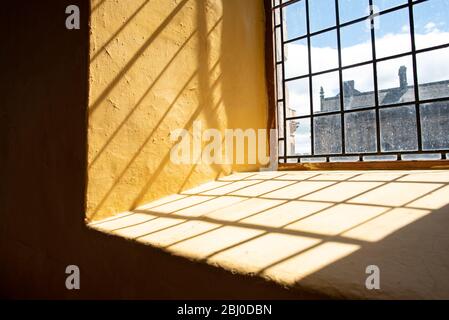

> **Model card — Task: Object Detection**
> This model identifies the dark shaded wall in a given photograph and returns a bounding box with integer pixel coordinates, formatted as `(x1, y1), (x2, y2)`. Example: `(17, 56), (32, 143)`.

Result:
(0, 0), (90, 298)
(0, 1), (315, 299)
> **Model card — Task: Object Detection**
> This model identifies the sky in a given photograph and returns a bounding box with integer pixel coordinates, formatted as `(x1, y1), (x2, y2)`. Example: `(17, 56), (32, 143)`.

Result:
(278, 0), (449, 155)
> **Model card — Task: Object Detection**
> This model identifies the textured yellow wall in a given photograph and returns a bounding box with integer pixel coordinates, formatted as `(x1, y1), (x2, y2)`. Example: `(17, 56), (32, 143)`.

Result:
(87, 0), (268, 221)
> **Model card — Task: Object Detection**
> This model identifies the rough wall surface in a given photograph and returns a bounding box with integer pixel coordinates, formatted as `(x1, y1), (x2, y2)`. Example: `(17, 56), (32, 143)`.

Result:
(87, 0), (268, 221)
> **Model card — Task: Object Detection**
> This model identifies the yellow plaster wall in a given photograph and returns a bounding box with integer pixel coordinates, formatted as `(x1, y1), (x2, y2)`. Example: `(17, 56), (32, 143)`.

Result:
(87, 0), (268, 221)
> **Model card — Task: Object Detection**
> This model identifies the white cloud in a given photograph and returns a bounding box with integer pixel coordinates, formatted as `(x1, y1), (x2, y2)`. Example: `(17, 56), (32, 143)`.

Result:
(424, 22), (439, 33)
(285, 42), (309, 78)
(311, 46), (339, 73)
(401, 24), (410, 33)
(294, 126), (311, 155)
(285, 30), (449, 102)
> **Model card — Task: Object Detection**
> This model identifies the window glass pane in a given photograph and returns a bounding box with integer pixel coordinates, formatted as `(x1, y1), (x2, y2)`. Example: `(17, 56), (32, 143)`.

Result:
(313, 71), (340, 113)
(414, 0), (449, 50)
(342, 64), (375, 110)
(275, 27), (282, 62)
(402, 154), (442, 161)
(373, 0), (407, 11)
(283, 1), (307, 41)
(274, 8), (281, 26)
(330, 156), (359, 162)
(363, 155), (398, 162)
(377, 55), (415, 106)
(380, 105), (418, 152)
(345, 110), (377, 153)
(314, 115), (342, 155)
(285, 38), (308, 78)
(420, 102), (449, 150)
(416, 47), (449, 100)
(278, 102), (284, 138)
(279, 140), (285, 157)
(339, 0), (370, 24)
(287, 119), (311, 156)
(286, 78), (310, 116)
(277, 64), (284, 100)
(340, 20), (372, 66)
(309, 0), (336, 33)
(311, 30), (339, 73)
(375, 8), (411, 59)
(301, 157), (327, 163)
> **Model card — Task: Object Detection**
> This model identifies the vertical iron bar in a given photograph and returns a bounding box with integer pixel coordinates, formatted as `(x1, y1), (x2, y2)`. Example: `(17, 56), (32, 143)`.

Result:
(335, 0), (345, 156)
(408, 0), (423, 152)
(369, 0), (382, 155)
(279, 4), (288, 162)
(305, 0), (314, 157)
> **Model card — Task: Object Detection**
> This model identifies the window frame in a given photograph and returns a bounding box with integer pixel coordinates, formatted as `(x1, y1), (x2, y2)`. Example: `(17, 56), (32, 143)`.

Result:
(267, 0), (449, 170)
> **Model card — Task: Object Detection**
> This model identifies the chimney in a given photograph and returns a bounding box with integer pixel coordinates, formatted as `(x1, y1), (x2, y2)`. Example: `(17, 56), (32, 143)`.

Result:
(399, 65), (407, 90)
(343, 80), (355, 97)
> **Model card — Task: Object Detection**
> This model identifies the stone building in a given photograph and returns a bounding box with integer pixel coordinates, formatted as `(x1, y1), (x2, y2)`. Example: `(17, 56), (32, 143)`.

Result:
(311, 66), (449, 155)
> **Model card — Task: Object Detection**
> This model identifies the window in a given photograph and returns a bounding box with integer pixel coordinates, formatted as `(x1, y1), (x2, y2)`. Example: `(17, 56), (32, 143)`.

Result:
(272, 0), (449, 164)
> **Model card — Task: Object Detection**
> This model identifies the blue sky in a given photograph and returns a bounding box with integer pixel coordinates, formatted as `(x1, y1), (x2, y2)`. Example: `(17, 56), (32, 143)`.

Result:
(284, 0), (449, 46)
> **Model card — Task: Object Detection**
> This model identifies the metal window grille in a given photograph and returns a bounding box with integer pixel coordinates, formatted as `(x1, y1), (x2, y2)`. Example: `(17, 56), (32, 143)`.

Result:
(272, 0), (449, 164)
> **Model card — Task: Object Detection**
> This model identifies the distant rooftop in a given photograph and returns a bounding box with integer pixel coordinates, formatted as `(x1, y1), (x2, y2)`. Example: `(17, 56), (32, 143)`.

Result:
(320, 66), (449, 112)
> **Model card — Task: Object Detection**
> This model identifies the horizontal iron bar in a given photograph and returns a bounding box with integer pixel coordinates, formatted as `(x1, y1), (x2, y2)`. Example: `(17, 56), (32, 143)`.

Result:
(285, 97), (449, 121)
(284, 150), (449, 159)
(283, 42), (449, 83)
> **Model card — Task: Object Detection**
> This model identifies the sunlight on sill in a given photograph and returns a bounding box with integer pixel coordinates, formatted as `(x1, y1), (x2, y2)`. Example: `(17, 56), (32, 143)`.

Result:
(88, 169), (449, 297)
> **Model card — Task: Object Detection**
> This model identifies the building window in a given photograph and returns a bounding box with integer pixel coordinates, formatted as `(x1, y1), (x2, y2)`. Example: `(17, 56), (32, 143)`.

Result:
(272, 0), (449, 164)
